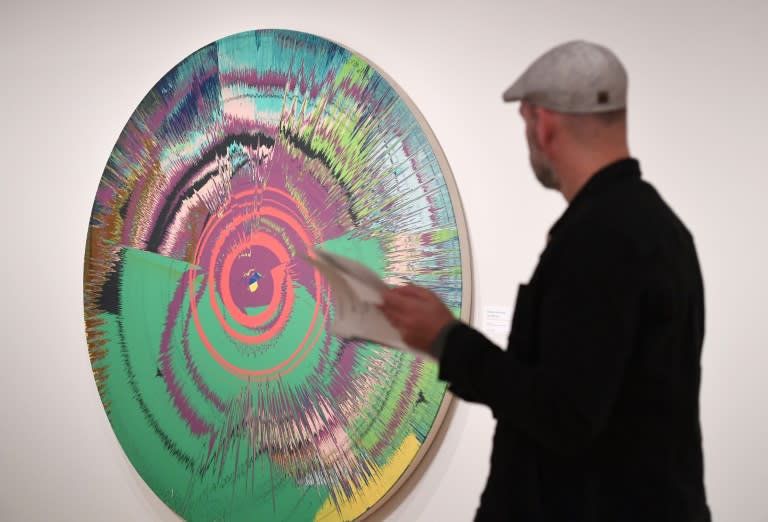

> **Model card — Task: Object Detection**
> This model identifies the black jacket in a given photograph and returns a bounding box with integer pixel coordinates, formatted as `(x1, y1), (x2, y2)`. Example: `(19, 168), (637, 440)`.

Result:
(439, 159), (710, 521)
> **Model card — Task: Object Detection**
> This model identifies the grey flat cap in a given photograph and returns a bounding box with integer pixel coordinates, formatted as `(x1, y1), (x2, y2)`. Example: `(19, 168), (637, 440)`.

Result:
(502, 40), (627, 113)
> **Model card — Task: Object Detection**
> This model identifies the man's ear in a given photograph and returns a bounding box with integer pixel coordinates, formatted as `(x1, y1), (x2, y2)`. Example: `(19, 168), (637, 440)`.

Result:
(534, 106), (557, 152)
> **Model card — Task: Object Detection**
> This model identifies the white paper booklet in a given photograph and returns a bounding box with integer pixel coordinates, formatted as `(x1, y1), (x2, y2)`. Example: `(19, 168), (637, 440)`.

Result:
(302, 250), (433, 360)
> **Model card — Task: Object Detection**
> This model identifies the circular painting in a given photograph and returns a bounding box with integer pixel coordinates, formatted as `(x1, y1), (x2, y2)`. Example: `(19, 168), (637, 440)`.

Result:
(83, 29), (470, 521)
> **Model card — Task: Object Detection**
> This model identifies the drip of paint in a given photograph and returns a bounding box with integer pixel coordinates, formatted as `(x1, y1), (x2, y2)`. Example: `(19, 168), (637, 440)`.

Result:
(247, 271), (263, 292)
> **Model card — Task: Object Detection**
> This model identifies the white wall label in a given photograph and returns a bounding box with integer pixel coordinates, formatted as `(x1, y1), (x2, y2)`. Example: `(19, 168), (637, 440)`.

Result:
(482, 305), (513, 348)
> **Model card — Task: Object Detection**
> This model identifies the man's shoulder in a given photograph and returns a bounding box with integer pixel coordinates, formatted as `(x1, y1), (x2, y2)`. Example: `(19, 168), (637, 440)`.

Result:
(584, 177), (693, 253)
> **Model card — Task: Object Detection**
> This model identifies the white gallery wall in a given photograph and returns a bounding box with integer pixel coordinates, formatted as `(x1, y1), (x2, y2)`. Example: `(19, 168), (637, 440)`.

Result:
(1, 0), (766, 520)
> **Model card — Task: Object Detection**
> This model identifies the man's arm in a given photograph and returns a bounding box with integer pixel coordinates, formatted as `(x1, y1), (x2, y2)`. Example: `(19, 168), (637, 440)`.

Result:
(430, 320), (492, 403)
(438, 231), (640, 455)
(381, 228), (641, 456)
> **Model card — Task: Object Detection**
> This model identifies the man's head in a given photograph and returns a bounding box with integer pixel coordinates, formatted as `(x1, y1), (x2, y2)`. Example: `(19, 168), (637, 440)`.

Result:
(504, 41), (630, 200)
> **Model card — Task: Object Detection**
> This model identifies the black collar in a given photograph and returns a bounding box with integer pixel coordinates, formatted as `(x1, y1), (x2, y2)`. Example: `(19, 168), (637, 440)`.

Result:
(549, 158), (641, 237)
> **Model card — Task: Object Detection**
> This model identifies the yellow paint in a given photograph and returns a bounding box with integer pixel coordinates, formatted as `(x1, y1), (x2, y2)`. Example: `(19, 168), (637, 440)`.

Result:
(314, 433), (421, 521)
(248, 281), (259, 292)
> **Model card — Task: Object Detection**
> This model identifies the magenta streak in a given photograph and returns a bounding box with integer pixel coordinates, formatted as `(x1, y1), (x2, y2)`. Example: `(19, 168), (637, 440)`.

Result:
(219, 70), (288, 90)
(182, 312), (226, 413)
(120, 170), (150, 247)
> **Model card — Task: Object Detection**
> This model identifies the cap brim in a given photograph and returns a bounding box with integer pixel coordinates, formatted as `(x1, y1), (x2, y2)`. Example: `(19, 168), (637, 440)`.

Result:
(502, 80), (524, 102)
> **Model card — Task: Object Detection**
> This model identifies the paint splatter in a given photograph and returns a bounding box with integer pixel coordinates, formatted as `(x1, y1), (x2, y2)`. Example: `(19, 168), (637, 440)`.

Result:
(83, 29), (469, 521)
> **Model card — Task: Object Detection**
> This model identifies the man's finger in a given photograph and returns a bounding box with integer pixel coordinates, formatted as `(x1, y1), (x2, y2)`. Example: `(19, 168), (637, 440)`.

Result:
(381, 288), (419, 309)
(379, 305), (409, 330)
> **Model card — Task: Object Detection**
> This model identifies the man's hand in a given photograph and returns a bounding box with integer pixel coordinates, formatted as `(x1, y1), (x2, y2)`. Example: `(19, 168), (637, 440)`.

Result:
(379, 285), (455, 352)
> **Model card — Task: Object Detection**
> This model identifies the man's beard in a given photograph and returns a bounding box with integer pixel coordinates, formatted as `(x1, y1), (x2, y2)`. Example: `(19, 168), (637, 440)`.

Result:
(525, 124), (559, 190)
(531, 154), (559, 190)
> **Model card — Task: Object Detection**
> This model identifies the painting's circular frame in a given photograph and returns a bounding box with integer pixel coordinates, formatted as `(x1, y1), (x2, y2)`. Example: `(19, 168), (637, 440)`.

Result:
(83, 28), (473, 521)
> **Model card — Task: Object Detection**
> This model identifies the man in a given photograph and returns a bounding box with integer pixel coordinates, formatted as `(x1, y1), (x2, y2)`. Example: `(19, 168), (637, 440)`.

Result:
(380, 41), (711, 521)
